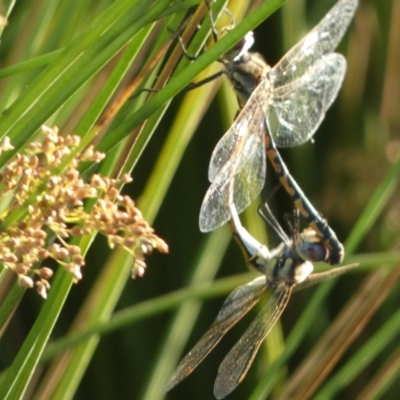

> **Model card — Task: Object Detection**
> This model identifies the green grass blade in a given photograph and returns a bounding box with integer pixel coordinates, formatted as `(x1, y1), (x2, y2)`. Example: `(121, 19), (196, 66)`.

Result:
(315, 305), (400, 399)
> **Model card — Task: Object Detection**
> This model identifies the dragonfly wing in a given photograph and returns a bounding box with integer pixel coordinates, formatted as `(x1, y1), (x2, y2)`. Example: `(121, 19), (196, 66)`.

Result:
(164, 276), (267, 392)
(208, 80), (269, 182)
(200, 105), (266, 232)
(214, 285), (292, 399)
(208, 116), (249, 183)
(268, 53), (346, 147)
(270, 0), (357, 87)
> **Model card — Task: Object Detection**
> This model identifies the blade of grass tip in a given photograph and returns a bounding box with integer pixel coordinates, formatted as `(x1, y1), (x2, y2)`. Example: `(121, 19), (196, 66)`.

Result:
(356, 345), (400, 400)
(280, 265), (400, 400)
(314, 293), (400, 400)
(140, 228), (232, 400)
(40, 271), (258, 362)
(96, 0), (286, 154)
(33, 248), (133, 400)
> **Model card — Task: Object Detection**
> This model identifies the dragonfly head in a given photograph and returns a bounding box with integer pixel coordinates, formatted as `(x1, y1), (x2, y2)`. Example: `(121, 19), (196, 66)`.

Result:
(295, 227), (329, 263)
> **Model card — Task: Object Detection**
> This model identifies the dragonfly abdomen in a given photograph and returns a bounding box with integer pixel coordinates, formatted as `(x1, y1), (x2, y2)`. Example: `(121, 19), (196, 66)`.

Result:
(264, 130), (345, 264)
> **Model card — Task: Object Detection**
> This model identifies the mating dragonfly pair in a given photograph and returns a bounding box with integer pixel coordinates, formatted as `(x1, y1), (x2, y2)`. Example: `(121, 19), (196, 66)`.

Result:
(166, 0), (358, 398)
(166, 204), (357, 398)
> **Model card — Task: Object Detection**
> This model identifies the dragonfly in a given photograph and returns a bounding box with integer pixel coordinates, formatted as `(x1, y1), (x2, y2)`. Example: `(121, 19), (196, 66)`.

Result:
(165, 202), (358, 399)
(199, 0), (358, 265)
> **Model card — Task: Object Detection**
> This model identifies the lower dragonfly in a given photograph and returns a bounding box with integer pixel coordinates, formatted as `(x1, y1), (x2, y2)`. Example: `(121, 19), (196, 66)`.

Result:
(199, 0), (358, 265)
(165, 202), (358, 399)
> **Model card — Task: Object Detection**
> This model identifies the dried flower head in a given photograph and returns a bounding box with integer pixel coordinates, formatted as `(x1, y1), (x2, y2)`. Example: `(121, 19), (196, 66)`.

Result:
(0, 126), (168, 298)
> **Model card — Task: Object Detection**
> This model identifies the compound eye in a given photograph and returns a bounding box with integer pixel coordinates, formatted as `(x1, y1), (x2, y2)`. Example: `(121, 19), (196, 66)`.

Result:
(299, 241), (328, 262)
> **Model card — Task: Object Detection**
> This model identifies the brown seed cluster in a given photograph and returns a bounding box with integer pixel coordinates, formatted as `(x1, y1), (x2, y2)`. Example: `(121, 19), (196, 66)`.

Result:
(0, 126), (168, 298)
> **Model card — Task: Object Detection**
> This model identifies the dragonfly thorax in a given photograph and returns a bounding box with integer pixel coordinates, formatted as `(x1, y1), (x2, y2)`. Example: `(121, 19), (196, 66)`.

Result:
(266, 243), (314, 287)
(219, 28), (271, 108)
(223, 52), (271, 108)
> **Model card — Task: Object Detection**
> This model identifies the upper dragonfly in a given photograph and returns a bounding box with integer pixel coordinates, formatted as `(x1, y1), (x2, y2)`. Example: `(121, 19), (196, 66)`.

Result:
(199, 0), (358, 263)
(166, 202), (358, 398)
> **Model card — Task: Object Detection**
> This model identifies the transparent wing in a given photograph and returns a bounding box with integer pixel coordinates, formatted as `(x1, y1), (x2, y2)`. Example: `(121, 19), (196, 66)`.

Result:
(268, 53), (346, 147)
(207, 115), (250, 183)
(208, 79), (270, 182)
(164, 276), (267, 392)
(200, 103), (267, 232)
(214, 285), (292, 399)
(270, 0), (357, 87)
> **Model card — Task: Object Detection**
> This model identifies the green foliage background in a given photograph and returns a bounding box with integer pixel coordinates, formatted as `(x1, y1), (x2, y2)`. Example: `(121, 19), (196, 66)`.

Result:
(0, 0), (399, 399)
